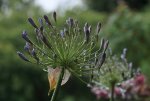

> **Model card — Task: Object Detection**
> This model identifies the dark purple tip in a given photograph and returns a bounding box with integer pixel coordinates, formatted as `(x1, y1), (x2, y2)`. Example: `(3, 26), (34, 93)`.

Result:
(69, 18), (74, 27)
(88, 25), (92, 33)
(22, 30), (27, 38)
(84, 23), (90, 43)
(103, 40), (109, 53)
(84, 22), (89, 33)
(22, 31), (32, 44)
(100, 38), (105, 50)
(24, 42), (31, 51)
(66, 18), (74, 27)
(60, 30), (65, 38)
(31, 48), (36, 57)
(43, 15), (52, 27)
(31, 49), (39, 63)
(38, 18), (43, 27)
(28, 18), (38, 29)
(53, 11), (57, 22)
(96, 22), (101, 34)
(96, 52), (106, 69)
(17, 51), (30, 62)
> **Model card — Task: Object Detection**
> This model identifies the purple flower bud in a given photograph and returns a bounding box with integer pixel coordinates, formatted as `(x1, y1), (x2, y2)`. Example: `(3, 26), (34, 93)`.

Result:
(60, 30), (65, 38)
(66, 18), (74, 27)
(121, 48), (127, 62)
(88, 25), (92, 33)
(22, 31), (33, 44)
(44, 15), (53, 28)
(84, 23), (90, 43)
(35, 29), (42, 41)
(41, 35), (51, 49)
(53, 11), (57, 22)
(96, 22), (101, 34)
(31, 48), (39, 63)
(38, 18), (43, 27)
(84, 22), (89, 33)
(103, 40), (109, 53)
(95, 52), (106, 69)
(24, 42), (32, 52)
(100, 38), (105, 50)
(17, 51), (30, 62)
(69, 18), (74, 27)
(28, 18), (38, 29)
(123, 48), (127, 56)
(128, 62), (132, 70)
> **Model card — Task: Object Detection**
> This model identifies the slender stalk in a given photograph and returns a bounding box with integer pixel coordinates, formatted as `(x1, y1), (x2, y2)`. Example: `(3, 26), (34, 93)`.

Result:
(111, 83), (115, 101)
(50, 67), (65, 101)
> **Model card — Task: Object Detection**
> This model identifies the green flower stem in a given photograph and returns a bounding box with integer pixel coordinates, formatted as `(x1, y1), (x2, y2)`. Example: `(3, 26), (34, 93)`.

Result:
(110, 82), (115, 101)
(50, 67), (65, 101)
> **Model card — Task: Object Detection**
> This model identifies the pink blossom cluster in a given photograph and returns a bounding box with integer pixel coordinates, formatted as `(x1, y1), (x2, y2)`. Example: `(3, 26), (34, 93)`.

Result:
(90, 74), (150, 100)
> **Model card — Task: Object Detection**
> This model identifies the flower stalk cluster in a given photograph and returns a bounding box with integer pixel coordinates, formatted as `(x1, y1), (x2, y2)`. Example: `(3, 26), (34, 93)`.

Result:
(17, 12), (109, 101)
(88, 49), (150, 101)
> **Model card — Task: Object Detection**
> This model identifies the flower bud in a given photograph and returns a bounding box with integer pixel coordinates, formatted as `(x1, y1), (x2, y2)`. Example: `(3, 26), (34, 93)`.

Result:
(103, 40), (109, 53)
(100, 38), (105, 50)
(22, 30), (33, 44)
(38, 18), (43, 27)
(53, 11), (57, 22)
(60, 30), (65, 38)
(96, 22), (101, 34)
(17, 51), (30, 62)
(84, 23), (90, 43)
(44, 15), (53, 28)
(66, 18), (74, 27)
(31, 48), (39, 63)
(69, 18), (74, 27)
(28, 18), (38, 29)
(24, 42), (32, 52)
(96, 52), (106, 69)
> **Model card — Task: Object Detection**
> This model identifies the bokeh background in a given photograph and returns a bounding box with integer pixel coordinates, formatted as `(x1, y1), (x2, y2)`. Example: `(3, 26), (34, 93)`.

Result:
(0, 0), (150, 101)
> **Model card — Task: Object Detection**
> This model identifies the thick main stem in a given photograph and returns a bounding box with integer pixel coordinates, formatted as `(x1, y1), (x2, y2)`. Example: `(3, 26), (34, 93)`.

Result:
(111, 83), (115, 101)
(50, 67), (65, 101)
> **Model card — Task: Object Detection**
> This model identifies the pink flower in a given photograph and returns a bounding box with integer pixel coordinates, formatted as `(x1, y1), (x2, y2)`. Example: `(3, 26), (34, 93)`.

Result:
(115, 87), (122, 96)
(134, 74), (145, 86)
(91, 87), (109, 99)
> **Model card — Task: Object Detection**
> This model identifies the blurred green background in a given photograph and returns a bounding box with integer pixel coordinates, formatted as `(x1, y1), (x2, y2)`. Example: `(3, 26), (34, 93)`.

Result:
(0, 0), (150, 101)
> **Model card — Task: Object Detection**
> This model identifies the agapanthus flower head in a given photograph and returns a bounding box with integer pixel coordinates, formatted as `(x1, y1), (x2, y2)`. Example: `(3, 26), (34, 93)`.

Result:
(17, 12), (108, 93)
(88, 48), (150, 100)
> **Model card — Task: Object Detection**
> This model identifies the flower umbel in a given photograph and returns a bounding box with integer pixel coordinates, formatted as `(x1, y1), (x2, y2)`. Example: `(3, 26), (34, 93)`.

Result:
(88, 48), (150, 101)
(17, 12), (109, 101)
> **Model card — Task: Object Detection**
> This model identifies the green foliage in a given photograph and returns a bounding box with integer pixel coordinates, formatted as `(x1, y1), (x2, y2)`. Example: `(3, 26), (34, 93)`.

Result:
(125, 0), (149, 10)
(84, 0), (150, 12)
(102, 7), (150, 77)
(84, 0), (117, 12)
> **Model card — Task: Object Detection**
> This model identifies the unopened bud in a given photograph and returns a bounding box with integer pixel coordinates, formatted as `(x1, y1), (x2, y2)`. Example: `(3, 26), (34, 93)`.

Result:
(17, 51), (30, 62)
(53, 11), (57, 22)
(103, 40), (109, 53)
(28, 18), (38, 29)
(22, 31), (33, 44)
(96, 22), (101, 34)
(44, 15), (53, 28)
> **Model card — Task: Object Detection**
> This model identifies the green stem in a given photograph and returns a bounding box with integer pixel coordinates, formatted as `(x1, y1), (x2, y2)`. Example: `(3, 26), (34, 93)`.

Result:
(50, 67), (65, 101)
(111, 83), (115, 101)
